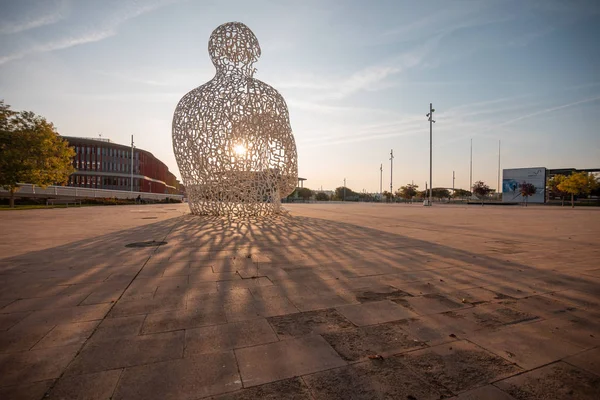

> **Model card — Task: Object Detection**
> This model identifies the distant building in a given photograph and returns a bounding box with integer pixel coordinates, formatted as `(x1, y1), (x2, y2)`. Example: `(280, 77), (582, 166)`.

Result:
(62, 136), (184, 195)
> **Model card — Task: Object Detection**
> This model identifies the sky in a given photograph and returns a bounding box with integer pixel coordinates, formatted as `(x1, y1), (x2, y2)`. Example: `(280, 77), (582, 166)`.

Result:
(1, 0), (599, 193)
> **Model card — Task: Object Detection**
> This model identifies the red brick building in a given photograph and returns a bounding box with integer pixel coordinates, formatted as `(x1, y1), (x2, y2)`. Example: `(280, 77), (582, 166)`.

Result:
(63, 136), (183, 195)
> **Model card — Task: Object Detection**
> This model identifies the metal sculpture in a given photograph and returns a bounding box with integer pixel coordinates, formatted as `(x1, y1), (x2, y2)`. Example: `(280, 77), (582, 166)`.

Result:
(172, 22), (298, 217)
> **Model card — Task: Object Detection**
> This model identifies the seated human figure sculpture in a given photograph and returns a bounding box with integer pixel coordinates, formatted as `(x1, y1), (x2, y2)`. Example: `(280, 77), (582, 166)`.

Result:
(172, 22), (298, 217)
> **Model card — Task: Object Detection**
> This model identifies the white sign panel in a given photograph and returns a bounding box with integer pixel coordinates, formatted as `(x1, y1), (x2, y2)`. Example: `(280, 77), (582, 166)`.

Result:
(502, 167), (546, 203)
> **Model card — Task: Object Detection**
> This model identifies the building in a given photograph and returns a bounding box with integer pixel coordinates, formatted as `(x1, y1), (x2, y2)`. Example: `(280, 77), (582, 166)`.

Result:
(62, 136), (184, 195)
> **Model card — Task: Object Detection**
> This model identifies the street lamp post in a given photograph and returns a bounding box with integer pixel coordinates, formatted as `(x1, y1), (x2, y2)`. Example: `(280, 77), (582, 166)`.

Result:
(389, 149), (394, 196)
(130, 135), (134, 192)
(343, 178), (346, 201)
(426, 104), (435, 206)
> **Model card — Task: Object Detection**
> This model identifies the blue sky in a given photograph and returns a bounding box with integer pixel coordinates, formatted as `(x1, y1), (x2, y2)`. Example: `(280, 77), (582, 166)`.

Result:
(1, 0), (599, 193)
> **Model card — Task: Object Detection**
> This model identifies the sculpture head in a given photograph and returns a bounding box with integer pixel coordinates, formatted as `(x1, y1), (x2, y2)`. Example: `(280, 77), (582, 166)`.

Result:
(208, 22), (261, 78)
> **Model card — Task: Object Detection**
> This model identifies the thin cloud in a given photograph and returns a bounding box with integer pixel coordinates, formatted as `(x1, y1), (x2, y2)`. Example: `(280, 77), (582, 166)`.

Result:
(0, 0), (181, 65)
(0, 11), (65, 35)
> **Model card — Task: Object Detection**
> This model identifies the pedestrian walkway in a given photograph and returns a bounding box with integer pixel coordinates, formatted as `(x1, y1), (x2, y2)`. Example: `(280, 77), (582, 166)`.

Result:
(0, 203), (599, 399)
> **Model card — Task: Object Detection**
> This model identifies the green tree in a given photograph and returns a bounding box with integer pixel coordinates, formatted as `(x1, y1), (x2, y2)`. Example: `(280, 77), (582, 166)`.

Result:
(297, 187), (313, 201)
(315, 192), (329, 201)
(334, 186), (358, 201)
(519, 182), (537, 207)
(547, 174), (567, 206)
(396, 183), (418, 202)
(557, 172), (598, 208)
(452, 189), (471, 199)
(431, 188), (451, 201)
(0, 101), (75, 208)
(472, 181), (492, 206)
(382, 190), (393, 202)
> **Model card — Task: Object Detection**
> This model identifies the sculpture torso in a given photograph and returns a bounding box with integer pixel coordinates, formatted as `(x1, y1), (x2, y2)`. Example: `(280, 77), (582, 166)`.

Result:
(172, 22), (298, 217)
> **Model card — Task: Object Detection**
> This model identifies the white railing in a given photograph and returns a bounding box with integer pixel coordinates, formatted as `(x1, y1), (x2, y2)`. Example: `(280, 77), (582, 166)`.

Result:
(0, 183), (183, 201)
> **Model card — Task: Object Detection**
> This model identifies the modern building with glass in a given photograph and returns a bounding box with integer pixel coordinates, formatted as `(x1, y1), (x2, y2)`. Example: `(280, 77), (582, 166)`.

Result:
(62, 136), (183, 195)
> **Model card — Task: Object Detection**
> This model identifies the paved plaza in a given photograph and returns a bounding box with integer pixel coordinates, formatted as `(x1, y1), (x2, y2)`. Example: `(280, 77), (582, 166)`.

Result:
(1, 203), (599, 399)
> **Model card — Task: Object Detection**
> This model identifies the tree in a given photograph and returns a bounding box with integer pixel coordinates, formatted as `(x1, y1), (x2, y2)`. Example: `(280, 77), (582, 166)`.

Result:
(297, 187), (312, 201)
(396, 184), (418, 202)
(334, 186), (358, 201)
(519, 182), (537, 207)
(0, 101), (75, 207)
(557, 172), (598, 208)
(472, 181), (492, 206)
(315, 192), (329, 201)
(452, 189), (471, 199)
(547, 174), (567, 206)
(382, 190), (393, 202)
(431, 188), (451, 201)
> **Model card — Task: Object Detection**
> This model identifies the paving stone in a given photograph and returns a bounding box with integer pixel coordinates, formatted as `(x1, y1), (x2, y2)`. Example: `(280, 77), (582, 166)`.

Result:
(80, 289), (124, 305)
(0, 345), (79, 386)
(398, 340), (521, 394)
(0, 324), (54, 353)
(113, 351), (241, 400)
(33, 321), (99, 349)
(14, 304), (111, 328)
(0, 294), (89, 313)
(252, 294), (299, 317)
(91, 315), (145, 340)
(451, 385), (517, 399)
(185, 319), (278, 356)
(495, 361), (600, 400)
(502, 295), (577, 319)
(445, 287), (505, 305)
(108, 296), (186, 318)
(466, 323), (586, 370)
(451, 303), (539, 331)
(396, 293), (468, 315)
(336, 300), (418, 326)
(216, 277), (273, 291)
(544, 289), (600, 310)
(66, 331), (184, 375)
(0, 380), (54, 400)
(564, 347), (600, 376)
(322, 320), (426, 361)
(212, 377), (312, 400)
(522, 317), (600, 349)
(267, 309), (353, 339)
(303, 356), (448, 400)
(142, 307), (227, 333)
(48, 369), (122, 400)
(351, 285), (413, 303)
(235, 335), (346, 387)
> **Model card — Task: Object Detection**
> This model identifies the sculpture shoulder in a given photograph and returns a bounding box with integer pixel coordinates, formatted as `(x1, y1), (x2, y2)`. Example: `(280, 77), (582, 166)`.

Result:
(250, 79), (290, 113)
(174, 80), (216, 112)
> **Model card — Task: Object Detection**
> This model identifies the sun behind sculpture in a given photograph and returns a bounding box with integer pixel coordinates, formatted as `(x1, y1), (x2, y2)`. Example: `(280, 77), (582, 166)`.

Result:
(172, 22), (298, 217)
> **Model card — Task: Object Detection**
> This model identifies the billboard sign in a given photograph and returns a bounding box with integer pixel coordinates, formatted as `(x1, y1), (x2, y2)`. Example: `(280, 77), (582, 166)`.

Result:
(502, 167), (546, 203)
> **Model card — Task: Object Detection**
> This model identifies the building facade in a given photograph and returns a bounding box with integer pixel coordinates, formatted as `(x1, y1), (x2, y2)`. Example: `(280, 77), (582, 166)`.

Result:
(62, 136), (183, 195)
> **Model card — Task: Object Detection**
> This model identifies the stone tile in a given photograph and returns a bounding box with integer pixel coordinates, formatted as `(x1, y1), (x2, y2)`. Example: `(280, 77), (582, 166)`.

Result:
(522, 317), (600, 349)
(397, 293), (468, 315)
(189, 270), (241, 282)
(288, 292), (353, 312)
(48, 369), (122, 400)
(185, 319), (278, 356)
(336, 300), (418, 326)
(495, 362), (600, 400)
(564, 348), (600, 376)
(108, 296), (186, 318)
(0, 324), (54, 353)
(267, 309), (353, 339)
(142, 307), (227, 334)
(451, 303), (539, 331)
(253, 294), (299, 317)
(66, 331), (184, 375)
(235, 335), (346, 387)
(452, 385), (516, 399)
(1, 294), (89, 313)
(15, 304), (111, 328)
(350, 285), (413, 303)
(322, 320), (426, 361)
(0, 345), (79, 386)
(303, 357), (447, 400)
(217, 278), (273, 291)
(33, 321), (99, 349)
(80, 289), (124, 305)
(466, 323), (586, 370)
(445, 287), (504, 305)
(212, 377), (312, 400)
(544, 289), (600, 310)
(0, 311), (30, 330)
(113, 351), (241, 400)
(92, 315), (145, 340)
(503, 295), (577, 319)
(398, 340), (521, 393)
(0, 380), (54, 400)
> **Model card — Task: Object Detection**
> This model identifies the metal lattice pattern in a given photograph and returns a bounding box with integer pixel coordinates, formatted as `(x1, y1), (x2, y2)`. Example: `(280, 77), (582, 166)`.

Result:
(172, 22), (298, 217)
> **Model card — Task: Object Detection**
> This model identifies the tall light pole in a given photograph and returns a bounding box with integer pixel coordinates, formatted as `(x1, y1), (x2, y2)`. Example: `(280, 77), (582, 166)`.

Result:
(497, 140), (501, 195)
(130, 135), (134, 192)
(453, 171), (455, 192)
(426, 103), (435, 205)
(389, 149), (394, 195)
(469, 138), (473, 196)
(343, 178), (346, 201)
(379, 164), (383, 197)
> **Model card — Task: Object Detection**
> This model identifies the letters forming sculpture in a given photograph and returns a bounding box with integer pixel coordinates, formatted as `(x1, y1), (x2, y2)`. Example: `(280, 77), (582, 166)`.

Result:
(172, 22), (298, 217)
